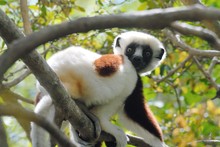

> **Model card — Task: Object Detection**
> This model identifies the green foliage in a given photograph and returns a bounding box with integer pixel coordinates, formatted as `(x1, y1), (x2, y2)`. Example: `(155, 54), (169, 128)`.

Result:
(1, 0), (220, 147)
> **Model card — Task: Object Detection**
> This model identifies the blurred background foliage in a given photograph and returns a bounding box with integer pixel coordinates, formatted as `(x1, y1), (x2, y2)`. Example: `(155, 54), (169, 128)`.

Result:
(0, 0), (220, 147)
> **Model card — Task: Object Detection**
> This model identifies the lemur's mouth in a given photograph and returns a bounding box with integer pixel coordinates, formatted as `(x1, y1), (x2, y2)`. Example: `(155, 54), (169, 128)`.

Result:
(132, 61), (147, 72)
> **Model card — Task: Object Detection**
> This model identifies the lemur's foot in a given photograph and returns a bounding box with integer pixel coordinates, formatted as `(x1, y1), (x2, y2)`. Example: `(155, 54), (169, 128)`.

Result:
(75, 100), (101, 142)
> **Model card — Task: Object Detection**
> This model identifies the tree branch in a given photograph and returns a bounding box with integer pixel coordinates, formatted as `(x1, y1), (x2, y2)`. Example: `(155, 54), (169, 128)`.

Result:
(156, 55), (193, 83)
(0, 87), (31, 139)
(0, 8), (98, 142)
(181, 0), (220, 38)
(165, 30), (220, 57)
(4, 69), (31, 88)
(0, 104), (76, 147)
(20, 0), (32, 34)
(1, 5), (220, 80)
(171, 22), (220, 50)
(193, 56), (220, 90)
(165, 30), (220, 90)
(1, 4), (220, 146)
(208, 57), (220, 74)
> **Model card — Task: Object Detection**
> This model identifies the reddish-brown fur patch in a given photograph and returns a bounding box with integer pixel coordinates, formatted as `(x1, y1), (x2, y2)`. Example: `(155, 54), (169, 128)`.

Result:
(58, 70), (84, 99)
(94, 54), (123, 77)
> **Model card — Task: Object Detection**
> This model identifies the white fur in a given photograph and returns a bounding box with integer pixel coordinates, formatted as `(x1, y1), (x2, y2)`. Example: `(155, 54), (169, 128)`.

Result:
(31, 31), (166, 147)
(31, 95), (55, 147)
(118, 108), (167, 147)
(32, 46), (138, 147)
(45, 46), (137, 106)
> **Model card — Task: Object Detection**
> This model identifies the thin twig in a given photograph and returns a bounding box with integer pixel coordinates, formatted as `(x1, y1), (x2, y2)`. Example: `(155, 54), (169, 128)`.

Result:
(20, 0), (32, 34)
(208, 57), (219, 74)
(171, 22), (220, 50)
(165, 30), (220, 57)
(4, 65), (28, 80)
(189, 140), (220, 145)
(156, 55), (193, 83)
(193, 56), (219, 90)
(4, 89), (34, 104)
(4, 69), (31, 88)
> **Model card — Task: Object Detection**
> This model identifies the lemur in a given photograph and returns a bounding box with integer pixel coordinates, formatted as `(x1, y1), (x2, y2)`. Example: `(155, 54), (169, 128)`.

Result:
(31, 31), (167, 147)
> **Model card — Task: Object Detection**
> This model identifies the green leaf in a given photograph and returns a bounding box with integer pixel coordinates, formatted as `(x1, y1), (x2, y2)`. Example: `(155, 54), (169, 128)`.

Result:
(0, 0), (6, 5)
(184, 92), (202, 106)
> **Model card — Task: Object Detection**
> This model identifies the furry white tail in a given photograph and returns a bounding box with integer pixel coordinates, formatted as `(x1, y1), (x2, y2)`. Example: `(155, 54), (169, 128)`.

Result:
(31, 95), (55, 147)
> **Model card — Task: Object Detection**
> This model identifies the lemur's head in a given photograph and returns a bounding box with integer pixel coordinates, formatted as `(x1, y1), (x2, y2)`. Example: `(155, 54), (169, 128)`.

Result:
(113, 31), (166, 75)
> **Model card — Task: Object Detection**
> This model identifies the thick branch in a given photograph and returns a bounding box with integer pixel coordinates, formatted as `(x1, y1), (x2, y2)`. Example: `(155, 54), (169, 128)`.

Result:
(0, 104), (76, 147)
(181, 0), (220, 37)
(1, 5), (220, 79)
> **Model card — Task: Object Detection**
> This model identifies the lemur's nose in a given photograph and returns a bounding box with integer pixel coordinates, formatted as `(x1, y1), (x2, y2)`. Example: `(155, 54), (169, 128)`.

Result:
(133, 56), (143, 63)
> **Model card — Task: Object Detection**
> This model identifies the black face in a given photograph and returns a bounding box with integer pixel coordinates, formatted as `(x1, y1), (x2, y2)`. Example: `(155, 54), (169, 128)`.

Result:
(125, 42), (153, 72)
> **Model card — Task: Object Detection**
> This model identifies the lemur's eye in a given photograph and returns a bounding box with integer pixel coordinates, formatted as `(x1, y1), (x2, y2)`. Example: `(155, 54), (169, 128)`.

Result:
(126, 48), (135, 55)
(145, 51), (151, 57)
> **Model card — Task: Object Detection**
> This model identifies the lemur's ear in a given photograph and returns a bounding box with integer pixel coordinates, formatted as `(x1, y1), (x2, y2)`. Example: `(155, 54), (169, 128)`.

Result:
(115, 37), (121, 48)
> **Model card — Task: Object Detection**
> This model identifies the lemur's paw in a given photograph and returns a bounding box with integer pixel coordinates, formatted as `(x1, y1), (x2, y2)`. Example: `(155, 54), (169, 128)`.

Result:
(75, 100), (101, 140)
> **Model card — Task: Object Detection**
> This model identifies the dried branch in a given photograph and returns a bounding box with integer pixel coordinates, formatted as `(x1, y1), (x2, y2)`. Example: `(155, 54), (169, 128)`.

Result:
(20, 0), (32, 34)
(171, 22), (220, 50)
(165, 29), (220, 90)
(0, 88), (31, 139)
(4, 65), (27, 80)
(188, 139), (220, 146)
(181, 0), (220, 38)
(196, 140), (220, 145)
(4, 69), (31, 88)
(2, 4), (220, 80)
(156, 55), (193, 84)
(0, 0), (33, 88)
(0, 104), (76, 147)
(165, 30), (220, 57)
(193, 56), (219, 90)
(1, 88), (34, 104)
(208, 57), (219, 74)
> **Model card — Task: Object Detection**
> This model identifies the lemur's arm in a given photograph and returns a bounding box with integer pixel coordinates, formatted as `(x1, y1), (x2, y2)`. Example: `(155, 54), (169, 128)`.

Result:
(118, 76), (166, 147)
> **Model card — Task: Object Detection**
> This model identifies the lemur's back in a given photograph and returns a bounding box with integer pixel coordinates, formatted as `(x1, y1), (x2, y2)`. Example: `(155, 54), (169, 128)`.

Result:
(46, 46), (137, 106)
